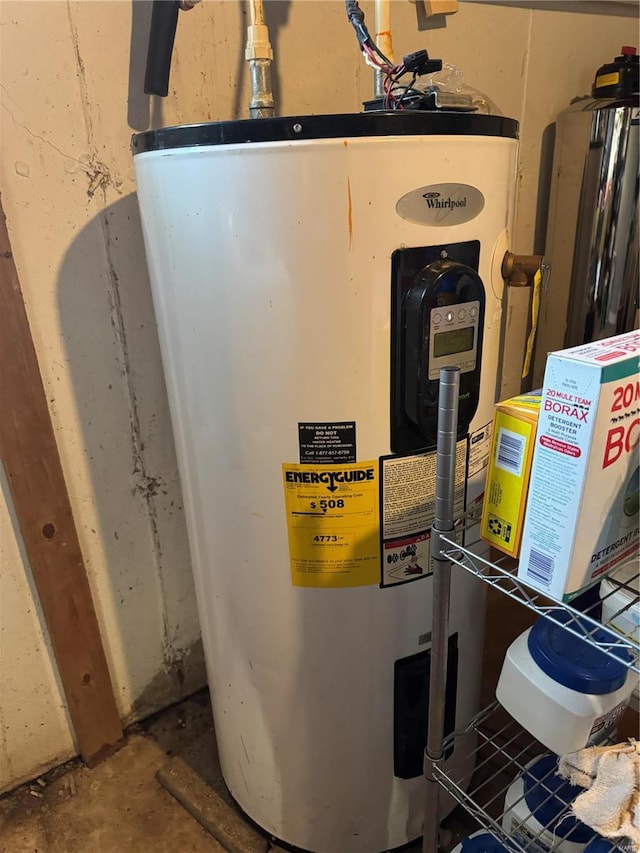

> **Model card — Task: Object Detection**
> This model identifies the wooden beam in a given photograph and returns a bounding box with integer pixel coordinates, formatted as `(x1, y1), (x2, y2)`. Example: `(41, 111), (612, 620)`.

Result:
(0, 194), (123, 765)
(157, 754), (269, 853)
(423, 0), (458, 16)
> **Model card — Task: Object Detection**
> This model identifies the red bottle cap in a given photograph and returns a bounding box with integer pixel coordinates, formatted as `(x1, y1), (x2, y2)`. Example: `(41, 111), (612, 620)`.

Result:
(620, 46), (637, 55)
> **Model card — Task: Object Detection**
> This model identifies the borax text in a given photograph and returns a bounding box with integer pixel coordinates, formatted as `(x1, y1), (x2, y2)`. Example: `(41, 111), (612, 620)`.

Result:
(544, 400), (589, 421)
(603, 379), (640, 469)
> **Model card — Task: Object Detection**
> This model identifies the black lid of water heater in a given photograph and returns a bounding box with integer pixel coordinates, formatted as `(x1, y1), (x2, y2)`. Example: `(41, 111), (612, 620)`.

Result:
(132, 111), (518, 154)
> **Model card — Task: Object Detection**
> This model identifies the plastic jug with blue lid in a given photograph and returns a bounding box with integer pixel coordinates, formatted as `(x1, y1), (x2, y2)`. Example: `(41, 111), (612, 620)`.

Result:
(522, 754), (594, 843)
(527, 611), (631, 695)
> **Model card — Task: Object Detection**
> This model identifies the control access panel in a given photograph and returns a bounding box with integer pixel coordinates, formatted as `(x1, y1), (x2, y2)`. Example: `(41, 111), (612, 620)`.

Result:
(391, 241), (486, 455)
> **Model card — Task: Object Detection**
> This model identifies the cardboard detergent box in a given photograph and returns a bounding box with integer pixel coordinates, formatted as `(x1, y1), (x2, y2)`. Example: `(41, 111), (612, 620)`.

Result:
(518, 330), (640, 602)
(481, 392), (541, 557)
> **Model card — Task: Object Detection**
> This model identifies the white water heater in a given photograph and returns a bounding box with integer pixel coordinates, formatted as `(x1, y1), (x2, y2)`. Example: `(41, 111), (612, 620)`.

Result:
(133, 112), (518, 852)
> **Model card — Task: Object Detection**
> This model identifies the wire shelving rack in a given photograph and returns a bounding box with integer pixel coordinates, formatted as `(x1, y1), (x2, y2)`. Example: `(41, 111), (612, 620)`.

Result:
(422, 367), (638, 853)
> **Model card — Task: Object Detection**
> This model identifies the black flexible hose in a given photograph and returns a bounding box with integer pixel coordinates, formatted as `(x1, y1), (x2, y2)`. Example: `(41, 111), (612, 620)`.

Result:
(144, 0), (180, 97)
(344, 0), (392, 67)
(345, 0), (368, 46)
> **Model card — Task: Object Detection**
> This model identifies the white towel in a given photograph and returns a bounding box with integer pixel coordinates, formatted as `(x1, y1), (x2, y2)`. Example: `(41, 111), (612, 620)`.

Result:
(557, 742), (640, 849)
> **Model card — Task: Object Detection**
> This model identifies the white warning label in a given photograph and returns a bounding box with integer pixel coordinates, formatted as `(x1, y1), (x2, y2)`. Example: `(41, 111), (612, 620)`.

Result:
(380, 441), (467, 587)
(468, 421), (493, 478)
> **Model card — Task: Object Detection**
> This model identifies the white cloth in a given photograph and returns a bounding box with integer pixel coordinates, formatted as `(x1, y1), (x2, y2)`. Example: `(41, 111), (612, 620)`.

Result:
(557, 742), (640, 849)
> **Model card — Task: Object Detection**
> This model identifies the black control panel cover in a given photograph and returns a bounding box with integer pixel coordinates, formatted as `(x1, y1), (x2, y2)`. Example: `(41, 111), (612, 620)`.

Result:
(404, 259), (485, 441)
(391, 242), (485, 455)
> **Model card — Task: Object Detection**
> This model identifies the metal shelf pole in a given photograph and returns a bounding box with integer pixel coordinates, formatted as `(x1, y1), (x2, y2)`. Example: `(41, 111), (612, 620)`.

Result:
(423, 366), (460, 853)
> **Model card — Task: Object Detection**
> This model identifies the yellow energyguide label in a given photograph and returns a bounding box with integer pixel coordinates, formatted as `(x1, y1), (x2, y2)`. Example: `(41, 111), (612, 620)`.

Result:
(595, 71), (620, 89)
(282, 460), (379, 588)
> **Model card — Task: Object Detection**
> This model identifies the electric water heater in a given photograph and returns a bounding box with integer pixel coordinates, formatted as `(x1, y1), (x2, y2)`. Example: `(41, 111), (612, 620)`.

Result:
(133, 111), (518, 852)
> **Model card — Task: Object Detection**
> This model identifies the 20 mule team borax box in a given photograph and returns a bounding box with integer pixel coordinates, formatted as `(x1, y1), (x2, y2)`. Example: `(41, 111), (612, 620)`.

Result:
(518, 330), (640, 602)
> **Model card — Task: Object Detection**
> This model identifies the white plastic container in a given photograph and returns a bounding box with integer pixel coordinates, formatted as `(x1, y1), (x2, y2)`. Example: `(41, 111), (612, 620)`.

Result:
(496, 614), (635, 754)
(502, 754), (594, 852)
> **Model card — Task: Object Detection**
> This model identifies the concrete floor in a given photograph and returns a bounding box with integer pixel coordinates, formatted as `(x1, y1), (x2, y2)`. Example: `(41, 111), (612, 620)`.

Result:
(0, 592), (537, 853)
(0, 693), (226, 853)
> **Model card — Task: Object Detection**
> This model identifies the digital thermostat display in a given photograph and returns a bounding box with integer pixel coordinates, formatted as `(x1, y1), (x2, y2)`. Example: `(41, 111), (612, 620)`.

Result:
(433, 327), (475, 358)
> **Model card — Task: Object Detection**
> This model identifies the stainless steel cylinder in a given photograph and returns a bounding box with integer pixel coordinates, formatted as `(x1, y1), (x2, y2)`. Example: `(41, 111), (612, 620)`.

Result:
(533, 96), (639, 384)
(564, 98), (639, 348)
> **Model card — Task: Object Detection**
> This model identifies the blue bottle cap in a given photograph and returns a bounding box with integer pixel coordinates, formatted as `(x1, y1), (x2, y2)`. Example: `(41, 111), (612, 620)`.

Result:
(460, 832), (511, 853)
(527, 612), (630, 695)
(523, 754), (594, 843)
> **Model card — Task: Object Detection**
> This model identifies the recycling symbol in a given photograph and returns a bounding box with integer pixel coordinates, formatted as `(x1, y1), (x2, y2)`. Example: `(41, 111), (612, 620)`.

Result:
(488, 517), (503, 536)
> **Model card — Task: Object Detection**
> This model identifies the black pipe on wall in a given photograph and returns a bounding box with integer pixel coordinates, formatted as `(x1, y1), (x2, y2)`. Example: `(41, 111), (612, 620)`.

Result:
(144, 0), (180, 97)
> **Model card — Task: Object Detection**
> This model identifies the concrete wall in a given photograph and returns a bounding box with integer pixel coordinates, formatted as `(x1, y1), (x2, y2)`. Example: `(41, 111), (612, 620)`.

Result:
(0, 0), (635, 792)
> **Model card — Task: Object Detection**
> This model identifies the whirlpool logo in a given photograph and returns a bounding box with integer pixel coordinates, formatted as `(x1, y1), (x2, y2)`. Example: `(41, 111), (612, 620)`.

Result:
(396, 183), (484, 226)
(423, 191), (468, 209)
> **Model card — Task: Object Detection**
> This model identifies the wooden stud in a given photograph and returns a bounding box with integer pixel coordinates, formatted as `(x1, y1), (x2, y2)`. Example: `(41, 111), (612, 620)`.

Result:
(423, 0), (458, 16)
(0, 194), (123, 765)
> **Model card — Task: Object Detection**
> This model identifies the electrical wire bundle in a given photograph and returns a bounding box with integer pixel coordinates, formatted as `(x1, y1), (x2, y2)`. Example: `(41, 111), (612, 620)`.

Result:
(381, 64), (418, 111)
(361, 45), (407, 109)
(345, 0), (442, 111)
